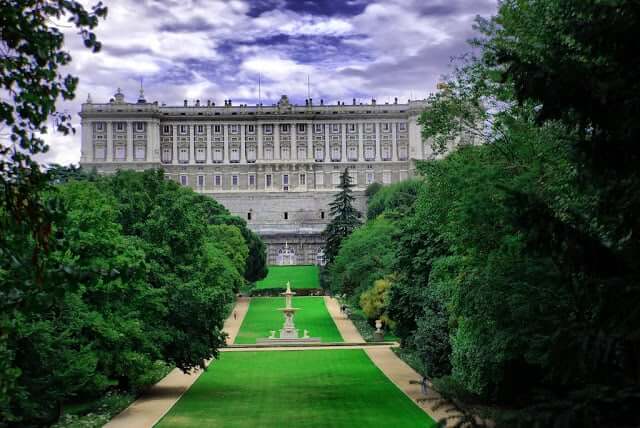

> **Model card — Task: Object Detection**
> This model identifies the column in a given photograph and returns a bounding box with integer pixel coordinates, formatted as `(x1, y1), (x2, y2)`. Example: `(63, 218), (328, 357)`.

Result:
(106, 121), (113, 162)
(358, 122), (364, 161)
(223, 124), (229, 164)
(240, 124), (246, 163)
(274, 124), (280, 160)
(324, 123), (330, 161)
(151, 119), (160, 162)
(189, 124), (195, 164)
(257, 123), (263, 161)
(307, 122), (313, 160)
(206, 124), (212, 164)
(291, 122), (297, 160)
(126, 121), (134, 162)
(391, 121), (398, 161)
(172, 124), (178, 164)
(81, 120), (93, 162)
(375, 122), (381, 161)
(341, 123), (347, 162)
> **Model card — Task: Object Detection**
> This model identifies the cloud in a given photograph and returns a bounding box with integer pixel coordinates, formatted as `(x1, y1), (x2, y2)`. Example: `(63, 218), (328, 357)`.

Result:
(38, 0), (498, 165)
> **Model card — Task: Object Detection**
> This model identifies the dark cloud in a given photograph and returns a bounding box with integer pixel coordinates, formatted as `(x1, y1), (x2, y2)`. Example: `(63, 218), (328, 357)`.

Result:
(248, 0), (372, 17)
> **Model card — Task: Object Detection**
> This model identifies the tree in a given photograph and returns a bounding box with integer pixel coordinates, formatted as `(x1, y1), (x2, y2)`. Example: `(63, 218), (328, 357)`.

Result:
(322, 168), (361, 264)
(329, 216), (398, 296)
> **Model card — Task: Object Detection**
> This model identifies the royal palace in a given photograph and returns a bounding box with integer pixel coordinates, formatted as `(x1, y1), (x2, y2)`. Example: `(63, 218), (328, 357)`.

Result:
(79, 88), (435, 265)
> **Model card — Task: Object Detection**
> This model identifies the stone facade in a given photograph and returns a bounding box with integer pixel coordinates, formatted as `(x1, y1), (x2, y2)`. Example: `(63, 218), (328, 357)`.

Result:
(79, 89), (437, 265)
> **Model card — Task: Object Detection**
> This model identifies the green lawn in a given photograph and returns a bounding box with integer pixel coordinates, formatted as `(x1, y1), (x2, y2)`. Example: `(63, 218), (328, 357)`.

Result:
(155, 349), (436, 428)
(254, 265), (320, 289)
(234, 297), (343, 344)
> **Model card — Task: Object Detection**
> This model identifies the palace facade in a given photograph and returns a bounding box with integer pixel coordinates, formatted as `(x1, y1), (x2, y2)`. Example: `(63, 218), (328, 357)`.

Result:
(79, 88), (435, 265)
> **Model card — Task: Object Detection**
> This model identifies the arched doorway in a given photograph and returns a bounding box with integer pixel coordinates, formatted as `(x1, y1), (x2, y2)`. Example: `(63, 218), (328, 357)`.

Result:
(276, 242), (296, 265)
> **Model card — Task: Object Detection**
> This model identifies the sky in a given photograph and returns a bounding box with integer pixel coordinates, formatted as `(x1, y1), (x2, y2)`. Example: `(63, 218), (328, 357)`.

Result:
(43, 0), (497, 165)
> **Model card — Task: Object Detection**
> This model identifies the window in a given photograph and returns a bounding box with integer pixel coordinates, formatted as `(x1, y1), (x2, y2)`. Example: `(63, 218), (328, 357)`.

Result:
(230, 148), (240, 162)
(136, 122), (144, 132)
(321, 211), (325, 220)
(348, 146), (357, 161)
(281, 146), (290, 160)
(264, 146), (273, 160)
(297, 124), (306, 132)
(96, 122), (104, 131)
(247, 125), (255, 133)
(178, 147), (189, 162)
(383, 171), (391, 184)
(284, 212), (288, 220)
(366, 172), (374, 184)
(116, 122), (125, 131)
(365, 123), (374, 132)
(180, 175), (188, 186)
(232, 175), (238, 187)
(213, 147), (223, 162)
(230, 124), (239, 133)
(214, 125), (221, 133)
(214, 175), (222, 186)
(247, 145), (256, 162)
(264, 124), (273, 134)
(399, 122), (407, 131)
(382, 123), (390, 132)
(332, 124), (339, 133)
(115, 145), (126, 160)
(349, 123), (356, 132)
(398, 145), (408, 160)
(331, 145), (341, 161)
(283, 174), (289, 191)
(135, 145), (146, 160)
(314, 124), (322, 133)
(197, 125), (204, 133)
(180, 125), (187, 134)
(315, 147), (324, 161)
(197, 175), (205, 189)
(349, 171), (357, 185)
(163, 125), (171, 134)
(364, 145), (375, 160)
(299, 173), (306, 186)
(297, 146), (307, 160)
(194, 147), (204, 162)
(161, 146), (172, 162)
(382, 145), (391, 160)
(95, 145), (106, 160)
(315, 172), (324, 186)
(249, 174), (256, 187)
(281, 124), (290, 132)
(332, 172), (340, 187)
(265, 174), (272, 188)
(247, 212), (252, 220)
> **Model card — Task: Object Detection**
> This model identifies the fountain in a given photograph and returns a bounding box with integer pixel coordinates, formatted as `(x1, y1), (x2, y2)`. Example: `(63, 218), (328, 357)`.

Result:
(256, 281), (321, 344)
(279, 281), (300, 338)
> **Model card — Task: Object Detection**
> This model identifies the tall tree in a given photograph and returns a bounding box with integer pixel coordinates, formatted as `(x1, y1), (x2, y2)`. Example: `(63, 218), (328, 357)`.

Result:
(323, 168), (361, 264)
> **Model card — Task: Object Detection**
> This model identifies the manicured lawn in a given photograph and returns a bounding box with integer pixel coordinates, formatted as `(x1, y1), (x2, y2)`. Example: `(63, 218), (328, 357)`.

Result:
(234, 297), (343, 344)
(155, 349), (436, 428)
(254, 265), (320, 289)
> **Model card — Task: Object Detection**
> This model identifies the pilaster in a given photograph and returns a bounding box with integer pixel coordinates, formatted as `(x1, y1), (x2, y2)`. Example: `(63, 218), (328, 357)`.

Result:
(106, 121), (113, 162)
(126, 121), (133, 161)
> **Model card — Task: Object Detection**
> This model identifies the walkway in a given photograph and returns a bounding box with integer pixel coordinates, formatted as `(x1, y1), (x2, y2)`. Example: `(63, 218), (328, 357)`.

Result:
(104, 297), (249, 428)
(323, 295), (365, 342)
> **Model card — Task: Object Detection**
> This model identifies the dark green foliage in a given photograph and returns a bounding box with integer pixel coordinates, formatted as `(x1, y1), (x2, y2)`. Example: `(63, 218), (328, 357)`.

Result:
(331, 2), (640, 426)
(1, 170), (264, 426)
(329, 217), (398, 297)
(364, 181), (383, 199)
(366, 179), (421, 220)
(322, 169), (361, 264)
